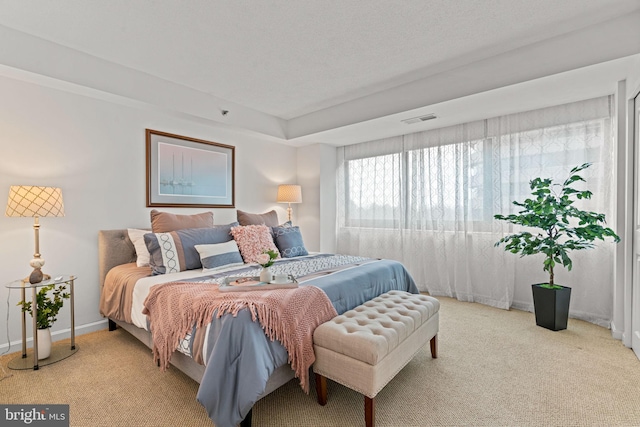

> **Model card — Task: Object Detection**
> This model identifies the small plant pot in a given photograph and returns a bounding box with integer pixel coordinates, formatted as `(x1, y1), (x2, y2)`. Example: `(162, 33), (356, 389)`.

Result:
(37, 328), (52, 360)
(531, 284), (571, 331)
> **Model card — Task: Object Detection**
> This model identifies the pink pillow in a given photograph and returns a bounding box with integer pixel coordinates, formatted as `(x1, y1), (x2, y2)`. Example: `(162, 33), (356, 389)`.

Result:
(230, 224), (280, 264)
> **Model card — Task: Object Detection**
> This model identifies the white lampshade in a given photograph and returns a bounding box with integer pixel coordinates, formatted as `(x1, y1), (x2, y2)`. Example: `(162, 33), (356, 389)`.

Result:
(276, 185), (302, 204)
(6, 186), (65, 284)
(6, 186), (65, 218)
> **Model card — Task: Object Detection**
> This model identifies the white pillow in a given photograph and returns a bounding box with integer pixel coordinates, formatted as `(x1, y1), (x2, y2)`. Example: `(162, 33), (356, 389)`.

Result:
(195, 240), (244, 271)
(127, 228), (152, 267)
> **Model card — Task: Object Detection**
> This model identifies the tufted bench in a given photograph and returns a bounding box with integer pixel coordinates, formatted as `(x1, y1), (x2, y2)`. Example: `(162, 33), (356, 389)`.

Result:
(313, 291), (440, 427)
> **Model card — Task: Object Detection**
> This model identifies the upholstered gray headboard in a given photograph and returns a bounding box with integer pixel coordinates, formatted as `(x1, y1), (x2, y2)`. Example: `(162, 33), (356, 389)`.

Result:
(98, 229), (137, 291)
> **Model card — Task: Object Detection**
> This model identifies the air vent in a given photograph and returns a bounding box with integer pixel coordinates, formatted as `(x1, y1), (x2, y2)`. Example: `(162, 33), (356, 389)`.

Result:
(401, 113), (437, 124)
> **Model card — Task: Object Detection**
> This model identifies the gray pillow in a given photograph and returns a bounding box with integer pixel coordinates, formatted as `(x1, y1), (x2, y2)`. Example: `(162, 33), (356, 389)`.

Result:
(272, 225), (308, 258)
(150, 209), (214, 233)
(195, 241), (244, 271)
(236, 209), (279, 227)
(144, 222), (238, 275)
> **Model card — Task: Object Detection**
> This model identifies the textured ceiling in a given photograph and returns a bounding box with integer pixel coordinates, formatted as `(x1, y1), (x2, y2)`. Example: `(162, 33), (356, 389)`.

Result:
(1, 0), (639, 121)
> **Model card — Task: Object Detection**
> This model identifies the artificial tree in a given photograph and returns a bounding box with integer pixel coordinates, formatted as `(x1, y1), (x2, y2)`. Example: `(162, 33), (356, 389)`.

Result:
(494, 163), (619, 329)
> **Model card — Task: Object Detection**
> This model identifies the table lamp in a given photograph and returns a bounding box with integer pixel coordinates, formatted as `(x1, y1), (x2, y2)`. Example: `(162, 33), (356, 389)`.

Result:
(277, 184), (302, 222)
(5, 186), (65, 283)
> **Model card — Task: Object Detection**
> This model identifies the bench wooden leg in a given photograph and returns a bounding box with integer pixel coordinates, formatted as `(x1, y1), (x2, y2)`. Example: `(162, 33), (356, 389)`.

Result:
(108, 319), (117, 331)
(365, 396), (375, 427)
(315, 373), (327, 406)
(430, 334), (438, 358)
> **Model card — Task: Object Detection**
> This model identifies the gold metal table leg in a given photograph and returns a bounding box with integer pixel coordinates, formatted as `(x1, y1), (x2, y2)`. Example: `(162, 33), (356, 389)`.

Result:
(21, 287), (26, 358)
(32, 286), (39, 370)
(70, 277), (75, 350)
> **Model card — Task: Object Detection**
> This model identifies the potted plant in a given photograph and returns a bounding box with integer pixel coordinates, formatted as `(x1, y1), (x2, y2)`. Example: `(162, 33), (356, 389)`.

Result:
(18, 283), (70, 359)
(494, 163), (619, 331)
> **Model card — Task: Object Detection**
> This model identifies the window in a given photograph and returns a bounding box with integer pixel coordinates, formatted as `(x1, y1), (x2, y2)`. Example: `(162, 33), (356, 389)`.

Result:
(345, 153), (402, 228)
(341, 113), (612, 231)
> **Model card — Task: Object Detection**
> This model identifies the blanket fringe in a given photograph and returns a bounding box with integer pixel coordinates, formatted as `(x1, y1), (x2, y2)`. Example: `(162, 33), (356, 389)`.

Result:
(143, 282), (337, 393)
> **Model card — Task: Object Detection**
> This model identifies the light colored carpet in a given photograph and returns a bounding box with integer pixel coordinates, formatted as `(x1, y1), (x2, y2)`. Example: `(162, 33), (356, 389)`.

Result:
(1, 297), (639, 426)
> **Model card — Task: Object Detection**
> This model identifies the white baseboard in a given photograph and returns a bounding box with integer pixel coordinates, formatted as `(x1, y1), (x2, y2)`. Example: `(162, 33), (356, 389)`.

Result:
(0, 319), (108, 352)
(610, 320), (624, 341)
(610, 322), (634, 348)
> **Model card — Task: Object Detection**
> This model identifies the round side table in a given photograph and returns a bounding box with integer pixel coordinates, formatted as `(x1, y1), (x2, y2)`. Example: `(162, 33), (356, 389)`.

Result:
(5, 275), (78, 370)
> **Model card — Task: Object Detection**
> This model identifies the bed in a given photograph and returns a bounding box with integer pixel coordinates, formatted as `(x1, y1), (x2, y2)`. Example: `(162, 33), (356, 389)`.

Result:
(98, 226), (418, 427)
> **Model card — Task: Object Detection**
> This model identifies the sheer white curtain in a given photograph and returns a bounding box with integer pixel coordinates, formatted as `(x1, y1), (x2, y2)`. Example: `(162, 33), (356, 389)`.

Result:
(337, 96), (615, 325)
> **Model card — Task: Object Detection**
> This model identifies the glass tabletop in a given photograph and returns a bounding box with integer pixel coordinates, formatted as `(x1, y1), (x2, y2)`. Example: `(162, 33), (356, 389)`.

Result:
(5, 275), (76, 289)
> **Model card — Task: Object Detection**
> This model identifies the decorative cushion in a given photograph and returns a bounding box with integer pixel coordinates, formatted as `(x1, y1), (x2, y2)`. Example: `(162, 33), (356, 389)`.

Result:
(236, 209), (279, 227)
(195, 241), (244, 271)
(150, 209), (214, 233)
(144, 223), (238, 275)
(230, 224), (280, 264)
(272, 225), (309, 258)
(269, 220), (292, 239)
(127, 228), (152, 267)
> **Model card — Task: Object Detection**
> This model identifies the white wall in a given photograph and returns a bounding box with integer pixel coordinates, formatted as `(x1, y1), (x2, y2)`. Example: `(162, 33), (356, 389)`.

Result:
(627, 56), (640, 99)
(612, 56), (640, 344)
(318, 145), (337, 253)
(296, 144), (337, 253)
(0, 75), (297, 349)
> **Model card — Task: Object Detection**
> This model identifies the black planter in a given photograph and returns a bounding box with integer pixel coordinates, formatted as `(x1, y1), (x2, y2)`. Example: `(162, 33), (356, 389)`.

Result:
(531, 284), (571, 331)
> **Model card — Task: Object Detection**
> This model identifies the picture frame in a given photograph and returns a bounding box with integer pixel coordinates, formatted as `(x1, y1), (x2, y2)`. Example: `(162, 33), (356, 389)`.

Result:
(146, 129), (235, 208)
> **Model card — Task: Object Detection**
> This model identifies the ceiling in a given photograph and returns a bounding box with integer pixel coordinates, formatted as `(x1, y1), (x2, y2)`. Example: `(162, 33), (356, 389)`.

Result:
(0, 0), (639, 146)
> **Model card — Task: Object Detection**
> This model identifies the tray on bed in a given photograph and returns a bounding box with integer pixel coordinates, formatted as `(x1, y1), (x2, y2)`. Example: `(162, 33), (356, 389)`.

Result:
(220, 275), (299, 292)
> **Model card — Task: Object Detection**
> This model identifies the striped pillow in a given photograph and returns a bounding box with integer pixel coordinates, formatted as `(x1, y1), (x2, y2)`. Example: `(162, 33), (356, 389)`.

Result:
(195, 241), (244, 271)
(144, 223), (238, 275)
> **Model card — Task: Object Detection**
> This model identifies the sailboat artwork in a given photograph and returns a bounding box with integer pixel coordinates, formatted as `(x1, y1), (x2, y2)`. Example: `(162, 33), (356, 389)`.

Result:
(157, 142), (227, 198)
(146, 129), (235, 208)
(159, 151), (198, 194)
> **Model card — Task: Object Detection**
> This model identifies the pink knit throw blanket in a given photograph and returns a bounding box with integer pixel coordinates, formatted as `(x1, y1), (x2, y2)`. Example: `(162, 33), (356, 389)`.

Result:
(142, 282), (337, 393)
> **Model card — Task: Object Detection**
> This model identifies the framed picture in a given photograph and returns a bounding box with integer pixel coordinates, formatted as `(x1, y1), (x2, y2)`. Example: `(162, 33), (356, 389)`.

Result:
(146, 129), (235, 208)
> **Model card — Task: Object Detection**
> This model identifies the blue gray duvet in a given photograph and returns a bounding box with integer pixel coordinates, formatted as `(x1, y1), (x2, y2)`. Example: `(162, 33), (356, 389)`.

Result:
(168, 254), (418, 427)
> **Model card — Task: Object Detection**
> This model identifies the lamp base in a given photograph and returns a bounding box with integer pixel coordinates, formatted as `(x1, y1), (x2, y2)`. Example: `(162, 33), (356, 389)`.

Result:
(28, 268), (50, 284)
(28, 258), (49, 284)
